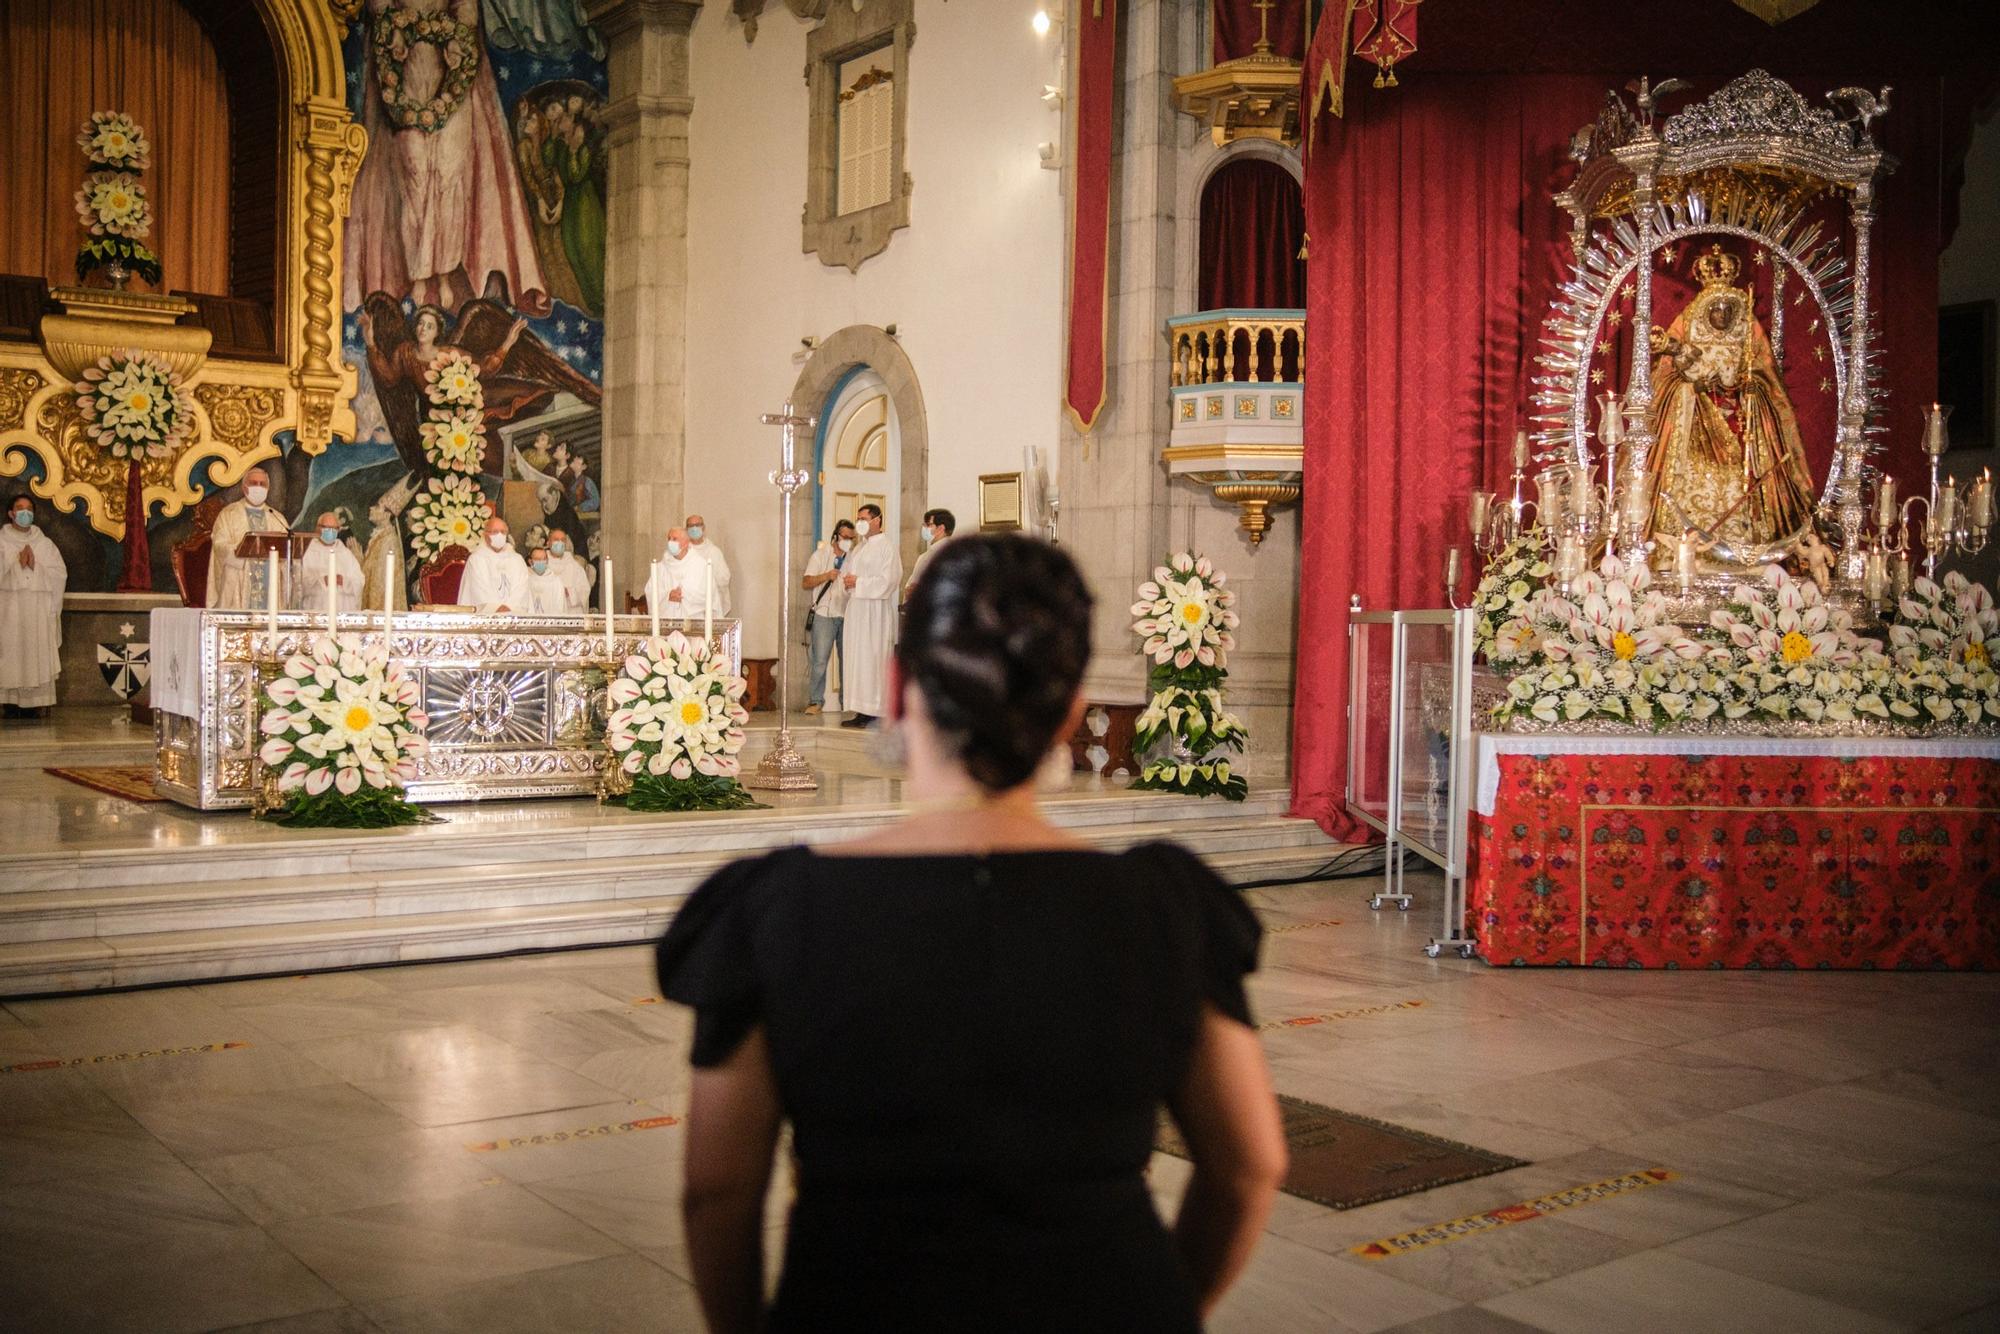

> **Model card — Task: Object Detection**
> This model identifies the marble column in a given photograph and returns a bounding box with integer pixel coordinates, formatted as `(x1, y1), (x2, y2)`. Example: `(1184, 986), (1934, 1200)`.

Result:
(587, 0), (702, 602)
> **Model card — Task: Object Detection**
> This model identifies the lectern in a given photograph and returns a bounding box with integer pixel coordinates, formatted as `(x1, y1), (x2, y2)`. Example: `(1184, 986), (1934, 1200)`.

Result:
(235, 530), (310, 611)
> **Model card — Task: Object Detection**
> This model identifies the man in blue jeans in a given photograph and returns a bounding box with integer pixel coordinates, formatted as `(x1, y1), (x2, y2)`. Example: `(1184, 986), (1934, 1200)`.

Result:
(800, 518), (857, 714)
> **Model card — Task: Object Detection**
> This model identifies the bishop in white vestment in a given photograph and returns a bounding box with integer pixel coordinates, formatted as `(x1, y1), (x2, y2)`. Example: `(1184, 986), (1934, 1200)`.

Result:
(840, 507), (902, 724)
(0, 496), (66, 709)
(205, 466), (288, 609)
(458, 517), (532, 613)
(296, 515), (364, 615)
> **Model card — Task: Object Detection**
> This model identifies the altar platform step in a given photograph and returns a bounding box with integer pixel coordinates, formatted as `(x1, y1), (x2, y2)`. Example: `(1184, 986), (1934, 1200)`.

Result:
(0, 789), (1346, 994)
(0, 708), (154, 771)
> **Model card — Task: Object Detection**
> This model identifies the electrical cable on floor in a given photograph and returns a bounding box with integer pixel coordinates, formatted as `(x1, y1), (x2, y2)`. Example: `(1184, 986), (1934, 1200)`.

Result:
(1232, 842), (1419, 891)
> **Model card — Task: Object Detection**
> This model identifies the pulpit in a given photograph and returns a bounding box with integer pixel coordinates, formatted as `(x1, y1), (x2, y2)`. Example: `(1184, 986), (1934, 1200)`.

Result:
(234, 530), (310, 613)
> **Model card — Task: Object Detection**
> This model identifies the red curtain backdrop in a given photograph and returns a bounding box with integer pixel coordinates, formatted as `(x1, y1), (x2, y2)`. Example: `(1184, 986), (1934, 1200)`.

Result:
(0, 0), (230, 294)
(1213, 0), (1308, 64)
(1199, 158), (1306, 311)
(1064, 0), (1119, 433)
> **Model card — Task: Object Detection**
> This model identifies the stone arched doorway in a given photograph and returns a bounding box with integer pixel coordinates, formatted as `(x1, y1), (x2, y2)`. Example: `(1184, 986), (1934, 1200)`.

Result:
(787, 325), (928, 577)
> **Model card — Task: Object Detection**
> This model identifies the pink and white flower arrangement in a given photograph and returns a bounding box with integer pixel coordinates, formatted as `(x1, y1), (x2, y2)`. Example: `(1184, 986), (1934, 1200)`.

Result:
(604, 631), (760, 811)
(257, 635), (428, 819)
(73, 351), (193, 461)
(1131, 553), (1238, 670)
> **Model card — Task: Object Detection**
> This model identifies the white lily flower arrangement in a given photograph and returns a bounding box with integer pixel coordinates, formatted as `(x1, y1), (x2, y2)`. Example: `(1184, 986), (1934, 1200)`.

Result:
(1130, 553), (1247, 799)
(78, 111), (151, 170)
(1470, 526), (1553, 664)
(406, 473), (490, 561)
(71, 111), (162, 287)
(256, 634), (432, 827)
(418, 351), (487, 474)
(73, 351), (194, 461)
(1496, 553), (1706, 726)
(604, 630), (761, 811)
(1886, 573), (2000, 727)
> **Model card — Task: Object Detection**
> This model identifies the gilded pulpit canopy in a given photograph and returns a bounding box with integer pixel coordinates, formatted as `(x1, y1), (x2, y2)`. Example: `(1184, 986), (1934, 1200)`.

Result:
(1644, 244), (1817, 566)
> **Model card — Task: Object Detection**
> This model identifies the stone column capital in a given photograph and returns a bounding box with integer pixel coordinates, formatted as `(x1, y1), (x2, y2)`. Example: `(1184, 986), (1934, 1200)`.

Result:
(586, 0), (703, 41)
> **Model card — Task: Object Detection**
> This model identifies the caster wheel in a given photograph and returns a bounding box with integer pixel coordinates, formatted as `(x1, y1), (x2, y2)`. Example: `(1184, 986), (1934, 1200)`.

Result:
(1396, 899), (1411, 912)
(1369, 898), (1384, 911)
(1458, 944), (1476, 959)
(1424, 943), (1442, 958)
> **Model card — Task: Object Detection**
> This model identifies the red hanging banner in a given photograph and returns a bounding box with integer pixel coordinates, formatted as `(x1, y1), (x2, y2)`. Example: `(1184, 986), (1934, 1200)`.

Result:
(1064, 0), (1118, 434)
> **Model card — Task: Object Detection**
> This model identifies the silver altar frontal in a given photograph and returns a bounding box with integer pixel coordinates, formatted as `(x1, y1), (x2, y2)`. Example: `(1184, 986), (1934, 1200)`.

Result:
(149, 609), (742, 810)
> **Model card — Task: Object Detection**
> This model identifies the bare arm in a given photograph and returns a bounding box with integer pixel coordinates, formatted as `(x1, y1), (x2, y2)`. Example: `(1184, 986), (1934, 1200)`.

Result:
(684, 1026), (784, 1334)
(1167, 1005), (1286, 1317)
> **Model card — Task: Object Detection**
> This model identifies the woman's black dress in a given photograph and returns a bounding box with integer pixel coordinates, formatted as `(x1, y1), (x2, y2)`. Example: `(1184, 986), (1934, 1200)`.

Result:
(655, 841), (1261, 1333)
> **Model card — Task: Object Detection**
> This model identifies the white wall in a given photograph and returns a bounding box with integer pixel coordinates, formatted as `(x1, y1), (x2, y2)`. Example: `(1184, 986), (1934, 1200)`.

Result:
(1939, 106), (2000, 591)
(683, 1), (1067, 655)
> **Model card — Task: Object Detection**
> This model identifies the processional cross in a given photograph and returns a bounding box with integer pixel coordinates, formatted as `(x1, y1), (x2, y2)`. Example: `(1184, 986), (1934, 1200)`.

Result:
(745, 401), (821, 791)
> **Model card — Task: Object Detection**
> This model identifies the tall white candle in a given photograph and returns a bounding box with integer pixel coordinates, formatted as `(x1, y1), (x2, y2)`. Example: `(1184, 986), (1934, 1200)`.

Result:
(266, 548), (279, 638)
(649, 561), (662, 638)
(324, 561), (337, 638)
(381, 540), (394, 647)
(703, 564), (714, 645)
(603, 557), (614, 656)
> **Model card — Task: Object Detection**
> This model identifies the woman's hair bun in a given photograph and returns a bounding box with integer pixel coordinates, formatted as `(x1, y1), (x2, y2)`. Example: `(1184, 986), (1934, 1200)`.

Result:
(898, 534), (1094, 792)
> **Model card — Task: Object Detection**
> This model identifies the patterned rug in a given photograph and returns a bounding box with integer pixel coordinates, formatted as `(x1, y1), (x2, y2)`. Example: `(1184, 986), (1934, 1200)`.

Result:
(44, 765), (164, 803)
(1157, 1095), (1526, 1210)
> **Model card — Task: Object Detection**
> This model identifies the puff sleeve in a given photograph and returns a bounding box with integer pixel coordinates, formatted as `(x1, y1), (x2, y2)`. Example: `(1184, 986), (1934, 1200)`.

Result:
(1140, 842), (1263, 1027)
(655, 850), (786, 1066)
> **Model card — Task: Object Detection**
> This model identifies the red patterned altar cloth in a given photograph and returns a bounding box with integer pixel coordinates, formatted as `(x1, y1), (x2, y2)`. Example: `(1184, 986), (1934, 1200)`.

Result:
(1471, 735), (2000, 970)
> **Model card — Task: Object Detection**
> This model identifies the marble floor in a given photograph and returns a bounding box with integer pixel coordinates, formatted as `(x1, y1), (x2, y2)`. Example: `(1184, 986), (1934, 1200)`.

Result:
(2, 870), (1996, 1333)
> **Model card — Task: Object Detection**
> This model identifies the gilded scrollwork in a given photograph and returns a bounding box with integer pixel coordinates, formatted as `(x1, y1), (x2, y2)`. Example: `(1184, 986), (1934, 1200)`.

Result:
(194, 383), (286, 457)
(0, 368), (46, 433)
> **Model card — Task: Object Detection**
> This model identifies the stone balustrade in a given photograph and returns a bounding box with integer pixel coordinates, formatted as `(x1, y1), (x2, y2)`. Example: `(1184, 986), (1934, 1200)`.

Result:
(1167, 308), (1305, 386)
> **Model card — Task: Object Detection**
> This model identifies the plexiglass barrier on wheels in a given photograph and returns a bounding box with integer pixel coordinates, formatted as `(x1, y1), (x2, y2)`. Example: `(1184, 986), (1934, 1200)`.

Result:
(1345, 608), (1480, 959)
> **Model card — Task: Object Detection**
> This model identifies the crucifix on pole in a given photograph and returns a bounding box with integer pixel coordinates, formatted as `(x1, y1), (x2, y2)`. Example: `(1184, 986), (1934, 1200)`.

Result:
(745, 400), (820, 791)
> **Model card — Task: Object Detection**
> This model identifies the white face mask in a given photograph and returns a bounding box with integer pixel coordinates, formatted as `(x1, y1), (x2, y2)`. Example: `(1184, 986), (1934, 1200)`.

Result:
(837, 538), (853, 553)
(551, 542), (567, 556)
(10, 510), (31, 529)
(854, 519), (871, 538)
(668, 541), (686, 559)
(245, 485), (268, 506)
(487, 533), (507, 550)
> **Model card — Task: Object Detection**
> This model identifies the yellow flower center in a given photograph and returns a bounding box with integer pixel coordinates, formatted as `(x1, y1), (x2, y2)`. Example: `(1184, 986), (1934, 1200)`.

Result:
(109, 192), (128, 209)
(127, 392), (150, 412)
(1179, 602), (1204, 624)
(1966, 642), (1991, 669)
(1611, 631), (1637, 660)
(1780, 630), (1814, 664)
(108, 134), (126, 147)
(679, 699), (706, 725)
(343, 704), (373, 732)
(449, 519), (469, 538)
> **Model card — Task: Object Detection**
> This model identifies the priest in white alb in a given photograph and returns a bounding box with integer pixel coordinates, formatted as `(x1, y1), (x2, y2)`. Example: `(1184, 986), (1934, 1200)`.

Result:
(840, 502), (902, 728)
(296, 512), (364, 614)
(647, 527), (722, 620)
(205, 466), (289, 609)
(684, 512), (731, 615)
(547, 527), (593, 610)
(523, 546), (572, 614)
(1, 494), (66, 716)
(458, 516), (532, 613)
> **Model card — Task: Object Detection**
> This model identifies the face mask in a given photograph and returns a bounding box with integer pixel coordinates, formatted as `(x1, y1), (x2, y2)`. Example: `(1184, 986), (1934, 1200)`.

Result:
(550, 542), (567, 556)
(532, 560), (549, 575)
(10, 510), (29, 529)
(320, 527), (338, 544)
(854, 519), (871, 538)
(687, 526), (705, 542)
(488, 533), (507, 550)
(668, 541), (686, 559)
(837, 538), (853, 553)
(245, 485), (268, 506)
(920, 527), (935, 547)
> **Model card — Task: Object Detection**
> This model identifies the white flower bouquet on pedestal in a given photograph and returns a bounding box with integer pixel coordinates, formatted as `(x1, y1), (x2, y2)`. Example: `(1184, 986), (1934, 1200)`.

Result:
(1129, 553), (1247, 799)
(605, 630), (761, 812)
(256, 634), (432, 827)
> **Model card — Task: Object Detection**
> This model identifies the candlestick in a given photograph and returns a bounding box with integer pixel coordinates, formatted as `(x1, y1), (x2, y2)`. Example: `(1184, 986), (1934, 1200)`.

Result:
(1972, 470), (1994, 529)
(1676, 533), (1696, 594)
(1922, 403), (1952, 457)
(1445, 546), (1461, 595)
(703, 564), (714, 645)
(602, 557), (614, 656)
(1891, 552), (1912, 601)
(1511, 429), (1529, 469)
(381, 541), (394, 647)
(1875, 477), (1898, 531)
(649, 561), (662, 638)
(324, 562), (337, 638)
(1468, 491), (1491, 539)
(1939, 479), (1959, 532)
(266, 548), (280, 639)
(1863, 549), (1888, 604)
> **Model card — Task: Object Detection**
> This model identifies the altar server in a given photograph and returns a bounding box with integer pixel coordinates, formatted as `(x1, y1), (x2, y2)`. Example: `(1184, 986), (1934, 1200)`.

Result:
(297, 512), (363, 614)
(648, 527), (722, 620)
(840, 502), (902, 729)
(0, 494), (65, 717)
(524, 547), (573, 614)
(547, 527), (594, 610)
(684, 513), (731, 616)
(904, 507), (955, 598)
(205, 466), (289, 609)
(459, 516), (532, 613)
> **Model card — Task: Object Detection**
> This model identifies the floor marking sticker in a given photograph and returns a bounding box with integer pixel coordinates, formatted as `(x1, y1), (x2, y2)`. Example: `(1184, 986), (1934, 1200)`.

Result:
(1351, 1169), (1677, 1259)
(631, 996), (665, 1006)
(1256, 1000), (1425, 1032)
(1266, 918), (1345, 936)
(466, 1112), (681, 1153)
(0, 1041), (250, 1075)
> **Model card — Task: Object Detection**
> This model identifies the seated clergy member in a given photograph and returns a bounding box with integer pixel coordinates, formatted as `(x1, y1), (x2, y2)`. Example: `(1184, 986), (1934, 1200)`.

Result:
(547, 527), (594, 610)
(648, 526), (722, 619)
(524, 546), (572, 614)
(1, 494), (66, 718)
(684, 512), (731, 615)
(458, 516), (532, 613)
(206, 465), (289, 608)
(904, 506), (956, 598)
(296, 512), (363, 614)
